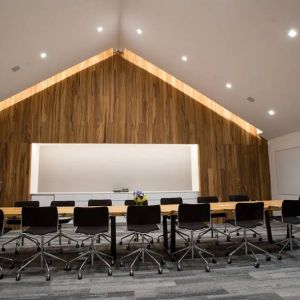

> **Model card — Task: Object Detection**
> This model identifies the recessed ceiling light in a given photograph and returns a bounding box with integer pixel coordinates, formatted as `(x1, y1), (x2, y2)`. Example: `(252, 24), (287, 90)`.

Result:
(268, 110), (275, 116)
(226, 83), (232, 89)
(40, 52), (47, 59)
(97, 26), (103, 33)
(288, 28), (298, 38)
(181, 56), (188, 62)
(136, 28), (143, 35)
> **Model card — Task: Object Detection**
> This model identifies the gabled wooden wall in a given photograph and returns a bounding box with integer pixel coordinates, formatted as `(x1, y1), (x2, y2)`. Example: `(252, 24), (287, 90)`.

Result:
(0, 54), (271, 206)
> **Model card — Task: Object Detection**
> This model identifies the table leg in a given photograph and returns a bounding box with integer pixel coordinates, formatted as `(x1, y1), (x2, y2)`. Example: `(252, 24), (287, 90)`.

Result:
(163, 216), (169, 251)
(110, 216), (116, 260)
(265, 210), (273, 243)
(170, 215), (176, 254)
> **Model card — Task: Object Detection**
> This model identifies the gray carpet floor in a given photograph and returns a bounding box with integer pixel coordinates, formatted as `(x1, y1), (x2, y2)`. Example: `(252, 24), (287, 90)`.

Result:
(1, 221), (300, 300)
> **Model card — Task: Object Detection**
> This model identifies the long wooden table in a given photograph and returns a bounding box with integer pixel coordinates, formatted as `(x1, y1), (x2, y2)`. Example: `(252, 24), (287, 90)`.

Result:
(0, 200), (283, 259)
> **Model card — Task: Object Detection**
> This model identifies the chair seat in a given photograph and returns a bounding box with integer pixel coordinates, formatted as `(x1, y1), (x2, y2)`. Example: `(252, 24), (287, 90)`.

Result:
(24, 226), (58, 235)
(76, 226), (109, 235)
(282, 217), (300, 225)
(179, 222), (208, 231)
(6, 218), (21, 225)
(228, 220), (263, 228)
(128, 224), (159, 233)
(59, 217), (73, 224)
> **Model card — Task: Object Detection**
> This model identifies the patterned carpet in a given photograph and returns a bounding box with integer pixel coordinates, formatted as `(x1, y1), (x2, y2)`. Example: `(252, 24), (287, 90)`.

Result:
(0, 221), (300, 300)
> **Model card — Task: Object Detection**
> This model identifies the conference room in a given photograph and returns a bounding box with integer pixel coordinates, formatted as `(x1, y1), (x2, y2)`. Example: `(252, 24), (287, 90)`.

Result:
(1, 1), (300, 299)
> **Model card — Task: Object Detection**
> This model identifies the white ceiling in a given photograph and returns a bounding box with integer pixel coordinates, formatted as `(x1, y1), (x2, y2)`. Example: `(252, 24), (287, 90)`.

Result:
(1, 0), (300, 139)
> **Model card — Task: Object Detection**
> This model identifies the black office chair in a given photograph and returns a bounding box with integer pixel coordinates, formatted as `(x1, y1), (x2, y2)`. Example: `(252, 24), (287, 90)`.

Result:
(16, 207), (68, 281)
(172, 203), (216, 272)
(225, 202), (274, 268)
(227, 195), (262, 241)
(197, 196), (229, 244)
(1, 200), (40, 254)
(273, 200), (300, 259)
(45, 201), (79, 250)
(119, 200), (154, 249)
(80, 199), (113, 246)
(119, 205), (164, 276)
(0, 209), (14, 279)
(157, 197), (190, 244)
(67, 207), (114, 279)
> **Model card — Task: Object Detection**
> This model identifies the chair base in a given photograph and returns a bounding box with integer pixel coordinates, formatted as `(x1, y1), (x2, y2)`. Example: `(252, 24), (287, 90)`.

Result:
(173, 231), (216, 272)
(16, 236), (67, 281)
(119, 232), (154, 249)
(0, 256), (14, 279)
(197, 226), (230, 244)
(45, 227), (79, 250)
(119, 233), (164, 276)
(157, 229), (190, 244)
(226, 228), (275, 268)
(68, 236), (113, 279)
(228, 226), (262, 241)
(275, 224), (300, 257)
(1, 232), (40, 254)
(81, 233), (111, 247)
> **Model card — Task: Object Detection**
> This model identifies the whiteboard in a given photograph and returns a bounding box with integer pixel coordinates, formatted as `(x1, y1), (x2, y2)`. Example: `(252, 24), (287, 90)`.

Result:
(275, 146), (300, 195)
(31, 144), (199, 193)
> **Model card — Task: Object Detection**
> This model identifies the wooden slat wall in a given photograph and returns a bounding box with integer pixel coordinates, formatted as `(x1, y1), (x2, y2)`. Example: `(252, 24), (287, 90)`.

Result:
(0, 54), (271, 206)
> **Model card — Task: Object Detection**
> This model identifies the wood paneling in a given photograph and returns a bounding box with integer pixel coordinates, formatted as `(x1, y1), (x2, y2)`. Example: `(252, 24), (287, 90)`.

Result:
(0, 52), (271, 206)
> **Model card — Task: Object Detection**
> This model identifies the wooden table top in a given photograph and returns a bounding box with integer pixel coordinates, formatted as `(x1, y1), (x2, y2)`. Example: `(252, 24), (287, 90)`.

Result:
(0, 200), (283, 218)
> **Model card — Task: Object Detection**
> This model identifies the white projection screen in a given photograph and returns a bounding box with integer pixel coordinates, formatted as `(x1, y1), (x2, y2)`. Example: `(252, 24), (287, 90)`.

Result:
(275, 146), (300, 195)
(31, 144), (199, 193)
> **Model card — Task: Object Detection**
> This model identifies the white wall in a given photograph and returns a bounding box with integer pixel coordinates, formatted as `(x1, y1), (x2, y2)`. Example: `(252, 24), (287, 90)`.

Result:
(31, 143), (199, 193)
(268, 130), (300, 200)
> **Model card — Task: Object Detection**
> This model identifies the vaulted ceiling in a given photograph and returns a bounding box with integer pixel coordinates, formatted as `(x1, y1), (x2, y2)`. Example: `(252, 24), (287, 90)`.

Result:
(1, 0), (300, 139)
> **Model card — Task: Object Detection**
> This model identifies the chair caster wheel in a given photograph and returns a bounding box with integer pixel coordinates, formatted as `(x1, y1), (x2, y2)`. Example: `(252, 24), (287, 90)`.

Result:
(177, 264), (181, 271)
(1, 247), (5, 252)
(236, 232), (240, 236)
(129, 269), (134, 276)
(158, 267), (162, 274)
(134, 238), (138, 242)
(197, 239), (200, 244)
(265, 256), (271, 261)
(119, 261), (124, 267)
(258, 237), (262, 242)
(48, 242), (51, 247)
(64, 263), (71, 271)
(211, 258), (217, 264)
(227, 258), (232, 264)
(16, 273), (21, 281)
(147, 244), (151, 249)
(277, 255), (282, 260)
(215, 241), (219, 246)
(161, 259), (166, 265)
(108, 269), (112, 276)
(46, 274), (51, 281)
(126, 245), (131, 250)
(253, 234), (257, 237)
(78, 273), (82, 280)
(76, 243), (79, 248)
(139, 255), (143, 261)
(254, 262), (260, 268)
(205, 265), (210, 272)
(47, 260), (52, 265)
(111, 260), (115, 266)
(0, 273), (3, 280)
(15, 250), (19, 255)
(37, 246), (41, 252)
(119, 241), (123, 245)
(68, 240), (71, 245)
(81, 242), (84, 247)
(226, 236), (230, 242)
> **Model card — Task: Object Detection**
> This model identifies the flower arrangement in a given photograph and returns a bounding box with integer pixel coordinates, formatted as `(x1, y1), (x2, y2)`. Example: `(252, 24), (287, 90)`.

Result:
(133, 190), (147, 206)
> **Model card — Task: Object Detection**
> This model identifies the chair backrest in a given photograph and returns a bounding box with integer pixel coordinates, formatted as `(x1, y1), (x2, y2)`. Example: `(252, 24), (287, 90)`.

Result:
(160, 197), (183, 205)
(50, 200), (75, 207)
(127, 205), (161, 226)
(197, 196), (219, 204)
(88, 199), (112, 207)
(124, 200), (148, 206)
(178, 203), (210, 223)
(282, 200), (300, 218)
(74, 207), (109, 227)
(228, 195), (249, 202)
(15, 200), (40, 207)
(22, 207), (58, 227)
(235, 202), (264, 225)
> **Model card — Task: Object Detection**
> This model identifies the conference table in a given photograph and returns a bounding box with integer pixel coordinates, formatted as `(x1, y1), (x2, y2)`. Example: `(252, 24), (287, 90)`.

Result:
(1, 200), (283, 259)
